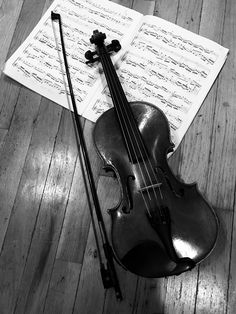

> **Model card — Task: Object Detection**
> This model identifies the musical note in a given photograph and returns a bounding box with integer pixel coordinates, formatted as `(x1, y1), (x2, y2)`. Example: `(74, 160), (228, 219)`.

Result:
(83, 17), (228, 148)
(4, 0), (142, 114)
(4, 0), (228, 149)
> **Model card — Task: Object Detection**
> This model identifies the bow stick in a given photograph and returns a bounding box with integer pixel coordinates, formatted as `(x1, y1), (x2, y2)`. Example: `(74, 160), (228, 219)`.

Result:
(51, 11), (122, 301)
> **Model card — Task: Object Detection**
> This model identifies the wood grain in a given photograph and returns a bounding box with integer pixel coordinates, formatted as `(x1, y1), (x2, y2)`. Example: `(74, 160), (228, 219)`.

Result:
(161, 1), (204, 313)
(0, 99), (62, 313)
(195, 0), (236, 312)
(0, 0), (24, 71)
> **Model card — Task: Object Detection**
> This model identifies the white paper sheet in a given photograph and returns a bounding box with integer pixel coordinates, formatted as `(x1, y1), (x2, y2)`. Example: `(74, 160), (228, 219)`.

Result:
(82, 15), (229, 147)
(4, 0), (228, 149)
(4, 0), (142, 114)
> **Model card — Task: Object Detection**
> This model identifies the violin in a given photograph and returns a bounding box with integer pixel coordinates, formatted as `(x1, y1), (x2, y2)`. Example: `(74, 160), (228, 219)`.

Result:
(85, 30), (219, 278)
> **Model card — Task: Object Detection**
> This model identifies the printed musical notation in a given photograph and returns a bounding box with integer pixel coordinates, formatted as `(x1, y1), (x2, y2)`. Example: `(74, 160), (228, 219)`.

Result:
(4, 0), (228, 148)
(83, 16), (228, 147)
(4, 0), (141, 113)
(12, 15), (98, 104)
(139, 22), (218, 65)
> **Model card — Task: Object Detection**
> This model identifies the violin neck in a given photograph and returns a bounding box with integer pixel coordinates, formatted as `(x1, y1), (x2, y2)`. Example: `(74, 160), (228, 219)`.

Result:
(99, 50), (148, 163)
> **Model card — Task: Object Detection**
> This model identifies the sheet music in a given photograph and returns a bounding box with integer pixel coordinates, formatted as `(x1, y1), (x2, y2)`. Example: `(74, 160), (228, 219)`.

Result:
(83, 15), (228, 148)
(4, 1), (228, 149)
(4, 0), (142, 114)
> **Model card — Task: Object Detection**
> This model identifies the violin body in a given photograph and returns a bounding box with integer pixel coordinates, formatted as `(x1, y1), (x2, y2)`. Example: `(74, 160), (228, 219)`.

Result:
(86, 30), (218, 278)
(94, 101), (218, 277)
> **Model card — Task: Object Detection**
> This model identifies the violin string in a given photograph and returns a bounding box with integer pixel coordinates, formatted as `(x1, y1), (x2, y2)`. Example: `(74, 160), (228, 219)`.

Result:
(101, 54), (154, 216)
(101, 52), (164, 216)
(102, 54), (159, 183)
(106, 59), (165, 200)
(109, 57), (167, 211)
(100, 58), (134, 164)
(102, 53), (162, 195)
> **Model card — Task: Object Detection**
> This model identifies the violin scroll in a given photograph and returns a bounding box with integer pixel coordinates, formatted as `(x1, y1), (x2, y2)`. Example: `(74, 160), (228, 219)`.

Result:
(85, 30), (121, 64)
(90, 30), (106, 45)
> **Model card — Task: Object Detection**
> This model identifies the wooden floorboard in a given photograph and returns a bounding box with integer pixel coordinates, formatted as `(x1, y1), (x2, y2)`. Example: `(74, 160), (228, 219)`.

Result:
(194, 0), (236, 312)
(0, 0), (235, 313)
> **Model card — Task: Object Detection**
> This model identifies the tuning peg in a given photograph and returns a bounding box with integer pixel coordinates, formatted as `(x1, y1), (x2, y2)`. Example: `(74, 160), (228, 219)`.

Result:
(107, 40), (121, 53)
(111, 40), (121, 52)
(85, 50), (100, 64)
(85, 50), (96, 60)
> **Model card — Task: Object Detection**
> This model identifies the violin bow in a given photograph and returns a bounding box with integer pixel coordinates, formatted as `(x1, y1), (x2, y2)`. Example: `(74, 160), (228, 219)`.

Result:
(51, 11), (122, 301)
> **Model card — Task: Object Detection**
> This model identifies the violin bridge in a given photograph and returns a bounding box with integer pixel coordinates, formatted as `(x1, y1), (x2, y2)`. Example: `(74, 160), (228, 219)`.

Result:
(139, 182), (162, 193)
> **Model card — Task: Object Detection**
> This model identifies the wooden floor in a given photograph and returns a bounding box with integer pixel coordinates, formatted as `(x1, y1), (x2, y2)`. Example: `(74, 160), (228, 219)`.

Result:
(0, 0), (235, 313)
